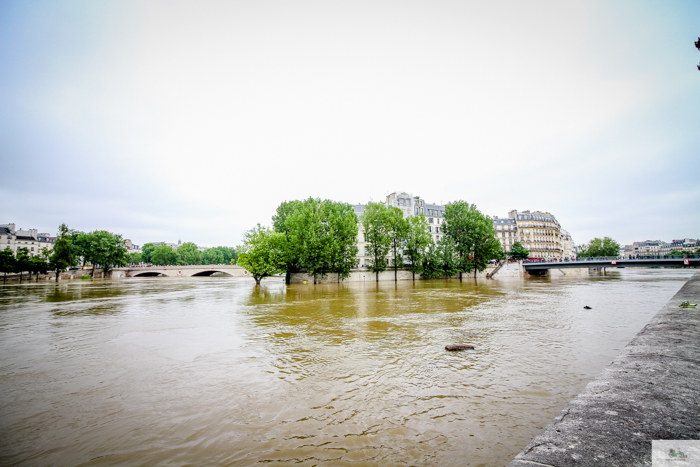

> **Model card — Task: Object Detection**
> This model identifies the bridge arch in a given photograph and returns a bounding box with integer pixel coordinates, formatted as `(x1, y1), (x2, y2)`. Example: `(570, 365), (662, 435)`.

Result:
(133, 271), (168, 277)
(191, 270), (233, 277)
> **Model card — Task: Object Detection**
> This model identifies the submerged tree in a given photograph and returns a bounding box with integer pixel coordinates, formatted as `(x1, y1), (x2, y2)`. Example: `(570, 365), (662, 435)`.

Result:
(361, 202), (391, 282)
(0, 249), (15, 283)
(443, 201), (502, 279)
(421, 237), (460, 279)
(272, 198), (358, 283)
(386, 206), (408, 281)
(403, 215), (433, 280)
(49, 223), (75, 282)
(237, 224), (286, 285)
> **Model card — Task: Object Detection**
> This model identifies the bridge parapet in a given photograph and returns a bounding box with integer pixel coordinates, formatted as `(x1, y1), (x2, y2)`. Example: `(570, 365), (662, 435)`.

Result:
(112, 265), (248, 278)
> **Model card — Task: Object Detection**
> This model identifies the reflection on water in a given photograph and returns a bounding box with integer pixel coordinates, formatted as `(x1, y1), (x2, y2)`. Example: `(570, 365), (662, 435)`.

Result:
(0, 270), (694, 466)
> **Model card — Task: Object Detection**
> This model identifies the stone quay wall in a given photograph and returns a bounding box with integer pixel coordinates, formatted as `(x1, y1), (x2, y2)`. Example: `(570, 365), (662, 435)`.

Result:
(509, 272), (700, 467)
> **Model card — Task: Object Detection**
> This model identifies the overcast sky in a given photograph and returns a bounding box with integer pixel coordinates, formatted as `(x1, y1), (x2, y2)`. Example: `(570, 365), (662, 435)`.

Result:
(1, 0), (698, 248)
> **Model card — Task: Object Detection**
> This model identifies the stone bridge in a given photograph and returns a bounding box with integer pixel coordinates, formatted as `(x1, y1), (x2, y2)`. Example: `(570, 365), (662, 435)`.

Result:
(111, 264), (248, 278)
(523, 257), (700, 274)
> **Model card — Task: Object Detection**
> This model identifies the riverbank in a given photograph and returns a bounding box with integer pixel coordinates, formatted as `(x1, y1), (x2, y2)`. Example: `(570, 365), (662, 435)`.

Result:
(509, 272), (700, 466)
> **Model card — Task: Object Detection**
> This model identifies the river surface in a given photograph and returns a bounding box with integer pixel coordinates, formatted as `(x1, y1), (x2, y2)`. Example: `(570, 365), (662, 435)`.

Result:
(0, 269), (694, 466)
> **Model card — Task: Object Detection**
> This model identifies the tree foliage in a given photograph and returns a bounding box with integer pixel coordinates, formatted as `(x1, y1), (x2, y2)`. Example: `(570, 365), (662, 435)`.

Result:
(0, 248), (15, 283)
(127, 252), (142, 265)
(272, 198), (358, 283)
(577, 237), (620, 257)
(49, 223), (75, 282)
(386, 206), (409, 281)
(141, 243), (155, 263)
(14, 247), (32, 281)
(696, 37), (700, 71)
(403, 215), (433, 280)
(421, 237), (460, 279)
(237, 224), (287, 285)
(177, 242), (201, 265)
(76, 231), (128, 276)
(201, 247), (224, 265)
(151, 245), (179, 265)
(443, 201), (502, 278)
(509, 241), (530, 260)
(361, 202), (391, 282)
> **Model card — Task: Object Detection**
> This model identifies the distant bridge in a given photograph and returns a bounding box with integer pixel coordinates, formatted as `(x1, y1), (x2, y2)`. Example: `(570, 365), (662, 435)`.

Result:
(523, 256), (700, 273)
(111, 264), (248, 278)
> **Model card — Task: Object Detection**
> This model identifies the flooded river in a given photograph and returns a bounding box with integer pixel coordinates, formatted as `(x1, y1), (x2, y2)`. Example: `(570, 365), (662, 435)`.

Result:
(0, 269), (694, 466)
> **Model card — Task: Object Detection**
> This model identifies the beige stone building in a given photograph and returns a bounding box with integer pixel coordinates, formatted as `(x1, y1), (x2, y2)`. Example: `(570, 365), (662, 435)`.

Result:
(0, 224), (55, 257)
(492, 210), (570, 259)
(623, 240), (665, 257)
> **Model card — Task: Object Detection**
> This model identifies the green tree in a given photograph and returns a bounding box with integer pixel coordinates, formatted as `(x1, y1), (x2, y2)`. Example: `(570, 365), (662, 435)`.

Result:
(237, 224), (286, 285)
(696, 37), (700, 71)
(509, 241), (530, 260)
(80, 231), (128, 277)
(71, 230), (88, 266)
(285, 198), (328, 283)
(386, 206), (409, 281)
(323, 201), (359, 282)
(49, 223), (75, 282)
(201, 247), (224, 265)
(421, 237), (460, 279)
(151, 245), (179, 265)
(141, 243), (156, 264)
(30, 255), (49, 281)
(275, 198), (359, 283)
(15, 247), (32, 282)
(177, 242), (201, 265)
(443, 201), (502, 279)
(0, 248), (16, 283)
(127, 252), (143, 265)
(361, 202), (391, 282)
(201, 246), (238, 265)
(403, 215), (433, 280)
(578, 237), (620, 257)
(272, 200), (304, 284)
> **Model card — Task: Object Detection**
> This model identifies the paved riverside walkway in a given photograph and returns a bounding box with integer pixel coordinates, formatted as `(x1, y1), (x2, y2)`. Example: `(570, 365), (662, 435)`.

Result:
(509, 272), (700, 467)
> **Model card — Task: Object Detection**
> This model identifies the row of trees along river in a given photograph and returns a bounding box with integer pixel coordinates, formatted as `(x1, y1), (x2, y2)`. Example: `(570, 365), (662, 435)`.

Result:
(237, 198), (506, 285)
(0, 224), (237, 282)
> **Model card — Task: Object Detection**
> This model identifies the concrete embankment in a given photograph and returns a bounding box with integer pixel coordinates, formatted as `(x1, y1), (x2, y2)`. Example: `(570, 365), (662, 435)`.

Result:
(509, 272), (700, 467)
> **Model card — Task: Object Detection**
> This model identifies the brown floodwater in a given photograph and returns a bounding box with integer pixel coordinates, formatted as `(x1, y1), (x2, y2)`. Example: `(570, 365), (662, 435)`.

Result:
(0, 269), (694, 466)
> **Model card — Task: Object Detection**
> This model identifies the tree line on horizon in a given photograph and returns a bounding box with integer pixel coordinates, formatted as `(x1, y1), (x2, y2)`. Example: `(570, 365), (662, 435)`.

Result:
(0, 225), (239, 282)
(237, 197), (507, 285)
(138, 243), (237, 266)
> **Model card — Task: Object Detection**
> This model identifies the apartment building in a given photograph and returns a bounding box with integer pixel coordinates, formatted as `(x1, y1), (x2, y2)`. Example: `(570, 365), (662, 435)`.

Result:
(492, 210), (568, 259)
(623, 240), (666, 257)
(659, 238), (699, 255)
(0, 223), (55, 257)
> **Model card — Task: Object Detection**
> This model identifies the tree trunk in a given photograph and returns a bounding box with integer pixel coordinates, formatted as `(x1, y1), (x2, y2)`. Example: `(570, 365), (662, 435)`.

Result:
(394, 263), (397, 282)
(376, 271), (379, 282)
(412, 270), (415, 281)
(459, 271), (462, 281)
(55, 269), (60, 282)
(19, 271), (22, 282)
(91, 267), (95, 278)
(254, 277), (261, 285)
(285, 271), (291, 285)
